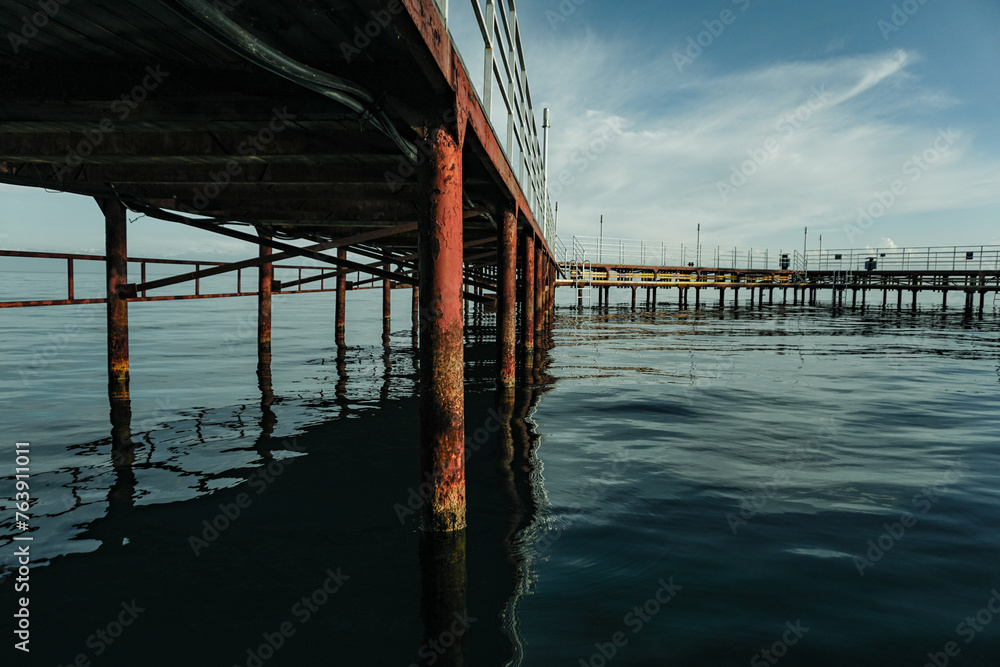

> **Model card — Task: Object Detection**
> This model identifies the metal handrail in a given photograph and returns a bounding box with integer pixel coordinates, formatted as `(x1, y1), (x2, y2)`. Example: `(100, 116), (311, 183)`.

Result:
(804, 245), (1000, 273)
(568, 235), (789, 270)
(458, 0), (554, 247)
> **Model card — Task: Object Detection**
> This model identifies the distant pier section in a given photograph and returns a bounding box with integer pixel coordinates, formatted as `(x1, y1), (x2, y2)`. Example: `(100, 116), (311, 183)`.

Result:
(556, 235), (1000, 313)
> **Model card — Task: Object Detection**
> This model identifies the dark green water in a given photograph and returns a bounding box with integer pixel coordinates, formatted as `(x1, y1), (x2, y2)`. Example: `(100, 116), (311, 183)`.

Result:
(2, 272), (1000, 666)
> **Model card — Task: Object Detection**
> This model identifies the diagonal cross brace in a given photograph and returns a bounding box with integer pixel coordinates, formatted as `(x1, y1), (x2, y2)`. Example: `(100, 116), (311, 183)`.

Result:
(125, 222), (418, 294)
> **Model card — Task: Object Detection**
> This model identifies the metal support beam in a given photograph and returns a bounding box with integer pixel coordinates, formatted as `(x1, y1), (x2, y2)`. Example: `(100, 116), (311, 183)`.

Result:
(258, 233), (273, 383)
(129, 222), (417, 294)
(523, 234), (535, 370)
(336, 247), (347, 345)
(98, 197), (132, 464)
(497, 210), (517, 388)
(412, 285), (420, 337)
(383, 250), (392, 334)
(170, 217), (418, 287)
(534, 238), (544, 336)
(418, 126), (465, 533)
(99, 198), (129, 404)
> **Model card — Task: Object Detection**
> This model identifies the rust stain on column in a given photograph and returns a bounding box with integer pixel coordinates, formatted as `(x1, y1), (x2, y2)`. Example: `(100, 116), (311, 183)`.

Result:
(336, 247), (347, 345)
(498, 210), (518, 388)
(418, 126), (466, 533)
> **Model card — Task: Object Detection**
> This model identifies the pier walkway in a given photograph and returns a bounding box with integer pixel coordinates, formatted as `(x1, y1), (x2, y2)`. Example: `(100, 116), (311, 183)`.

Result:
(557, 237), (1000, 314)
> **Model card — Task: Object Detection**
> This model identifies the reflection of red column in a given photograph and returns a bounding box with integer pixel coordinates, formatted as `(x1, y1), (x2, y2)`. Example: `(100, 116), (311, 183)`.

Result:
(335, 248), (346, 345)
(420, 531), (468, 666)
(418, 126), (466, 533)
(523, 235), (535, 370)
(498, 210), (518, 388)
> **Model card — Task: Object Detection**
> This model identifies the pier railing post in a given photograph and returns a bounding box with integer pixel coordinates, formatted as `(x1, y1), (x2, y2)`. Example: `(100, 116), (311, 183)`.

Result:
(498, 210), (518, 388)
(418, 125), (466, 532)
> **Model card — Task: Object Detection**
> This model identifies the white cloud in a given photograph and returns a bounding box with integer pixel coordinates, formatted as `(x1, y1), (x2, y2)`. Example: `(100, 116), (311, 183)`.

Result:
(509, 32), (1000, 250)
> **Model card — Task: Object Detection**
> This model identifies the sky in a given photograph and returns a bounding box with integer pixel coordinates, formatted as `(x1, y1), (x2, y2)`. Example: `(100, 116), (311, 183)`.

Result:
(454, 0), (1000, 252)
(2, 0), (999, 259)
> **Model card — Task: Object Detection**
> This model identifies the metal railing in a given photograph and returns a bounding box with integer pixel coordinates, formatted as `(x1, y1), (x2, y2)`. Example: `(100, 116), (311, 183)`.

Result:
(805, 246), (1000, 273)
(0, 250), (347, 308)
(554, 236), (570, 265)
(564, 235), (792, 270)
(555, 237), (1000, 281)
(448, 0), (555, 248)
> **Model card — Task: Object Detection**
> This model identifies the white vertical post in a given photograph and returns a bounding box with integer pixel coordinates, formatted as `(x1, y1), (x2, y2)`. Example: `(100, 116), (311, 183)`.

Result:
(543, 107), (551, 242)
(483, 0), (495, 121)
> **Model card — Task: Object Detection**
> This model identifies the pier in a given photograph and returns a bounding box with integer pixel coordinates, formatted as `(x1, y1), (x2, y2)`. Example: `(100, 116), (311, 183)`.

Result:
(557, 236), (1000, 315)
(0, 0), (560, 537)
(1, 3), (560, 661)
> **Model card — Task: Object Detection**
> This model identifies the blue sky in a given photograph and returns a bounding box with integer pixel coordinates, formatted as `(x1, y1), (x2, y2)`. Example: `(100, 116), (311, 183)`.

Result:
(465, 0), (1000, 251)
(2, 0), (998, 258)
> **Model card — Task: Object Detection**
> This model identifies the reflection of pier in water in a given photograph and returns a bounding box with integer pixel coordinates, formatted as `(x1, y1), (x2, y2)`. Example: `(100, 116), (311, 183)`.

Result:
(5, 298), (557, 665)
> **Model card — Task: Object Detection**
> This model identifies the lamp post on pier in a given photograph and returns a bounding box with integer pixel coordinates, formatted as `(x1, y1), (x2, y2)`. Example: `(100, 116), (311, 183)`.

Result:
(697, 223), (701, 267)
(599, 215), (604, 262)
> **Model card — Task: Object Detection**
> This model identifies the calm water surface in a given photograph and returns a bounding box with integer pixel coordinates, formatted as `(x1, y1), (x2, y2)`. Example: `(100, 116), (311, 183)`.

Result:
(2, 271), (999, 666)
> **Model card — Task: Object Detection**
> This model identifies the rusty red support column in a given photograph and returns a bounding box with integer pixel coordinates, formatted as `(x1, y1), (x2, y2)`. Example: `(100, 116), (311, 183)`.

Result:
(533, 245), (544, 337)
(335, 247), (347, 346)
(550, 263), (556, 316)
(98, 197), (133, 464)
(99, 198), (130, 404)
(417, 126), (465, 533)
(498, 210), (518, 388)
(254, 232), (276, 441)
(257, 233), (273, 382)
(523, 234), (535, 371)
(382, 249), (392, 338)
(411, 284), (420, 337)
